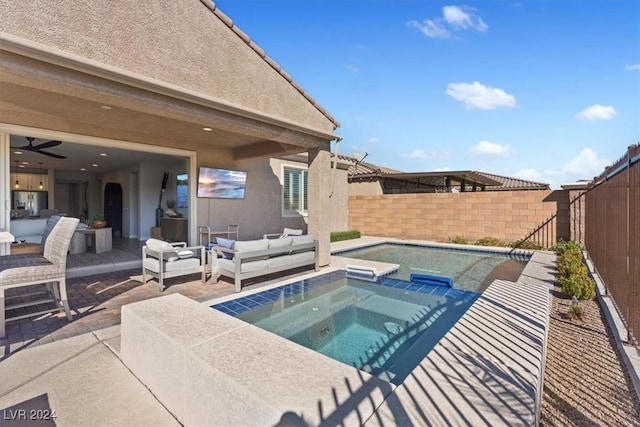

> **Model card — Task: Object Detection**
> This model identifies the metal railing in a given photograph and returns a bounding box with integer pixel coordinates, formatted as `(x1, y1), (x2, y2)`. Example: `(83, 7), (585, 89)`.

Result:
(585, 144), (639, 346)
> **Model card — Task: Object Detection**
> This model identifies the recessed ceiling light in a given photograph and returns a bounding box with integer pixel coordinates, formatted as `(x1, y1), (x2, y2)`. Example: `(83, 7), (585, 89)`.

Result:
(13, 151), (22, 155)
(21, 161), (29, 165)
(80, 168), (86, 171)
(100, 105), (112, 110)
(202, 127), (213, 132)
(18, 165), (25, 168)
(92, 164), (99, 167)
(100, 153), (107, 157)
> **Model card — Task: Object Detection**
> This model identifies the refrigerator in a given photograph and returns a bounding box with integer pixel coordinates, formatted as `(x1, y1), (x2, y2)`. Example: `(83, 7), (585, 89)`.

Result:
(12, 191), (48, 217)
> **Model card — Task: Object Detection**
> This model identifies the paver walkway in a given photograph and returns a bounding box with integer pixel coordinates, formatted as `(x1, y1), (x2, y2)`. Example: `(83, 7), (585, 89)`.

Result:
(0, 269), (235, 356)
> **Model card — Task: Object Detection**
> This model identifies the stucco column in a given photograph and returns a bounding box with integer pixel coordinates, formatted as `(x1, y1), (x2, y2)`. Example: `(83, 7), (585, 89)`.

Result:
(308, 146), (331, 266)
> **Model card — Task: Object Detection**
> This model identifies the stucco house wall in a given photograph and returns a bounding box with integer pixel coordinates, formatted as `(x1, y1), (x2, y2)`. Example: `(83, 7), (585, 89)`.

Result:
(1, 0), (340, 260)
(0, 0), (334, 135)
(196, 155), (349, 241)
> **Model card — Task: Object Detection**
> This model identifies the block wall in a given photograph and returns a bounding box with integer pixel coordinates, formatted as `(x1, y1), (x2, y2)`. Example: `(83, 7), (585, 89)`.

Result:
(348, 190), (567, 243)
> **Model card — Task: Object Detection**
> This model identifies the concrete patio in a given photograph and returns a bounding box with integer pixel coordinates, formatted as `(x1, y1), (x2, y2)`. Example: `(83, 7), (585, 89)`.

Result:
(0, 238), (638, 426)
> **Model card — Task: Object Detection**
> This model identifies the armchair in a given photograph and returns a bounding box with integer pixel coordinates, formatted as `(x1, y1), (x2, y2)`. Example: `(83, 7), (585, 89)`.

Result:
(142, 238), (207, 291)
(0, 216), (79, 338)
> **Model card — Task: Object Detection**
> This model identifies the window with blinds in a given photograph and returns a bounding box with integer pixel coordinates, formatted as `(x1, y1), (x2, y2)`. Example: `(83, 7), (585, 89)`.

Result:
(283, 167), (308, 216)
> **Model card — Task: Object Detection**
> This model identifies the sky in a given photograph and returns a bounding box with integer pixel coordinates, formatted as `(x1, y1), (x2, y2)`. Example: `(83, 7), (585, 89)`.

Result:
(214, 0), (640, 189)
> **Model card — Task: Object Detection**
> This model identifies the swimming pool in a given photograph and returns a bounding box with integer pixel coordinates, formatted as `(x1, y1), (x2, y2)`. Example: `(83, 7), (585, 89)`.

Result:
(335, 243), (530, 292)
(212, 270), (477, 385)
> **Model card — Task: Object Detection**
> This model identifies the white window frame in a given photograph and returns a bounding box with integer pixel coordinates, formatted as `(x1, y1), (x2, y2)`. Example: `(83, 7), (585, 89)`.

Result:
(281, 165), (308, 217)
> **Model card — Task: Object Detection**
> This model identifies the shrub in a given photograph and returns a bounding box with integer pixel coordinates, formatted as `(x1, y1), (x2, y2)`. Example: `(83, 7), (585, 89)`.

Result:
(475, 236), (506, 247)
(554, 240), (595, 300)
(448, 236), (469, 245)
(559, 274), (595, 300)
(509, 239), (544, 250)
(330, 230), (361, 243)
(552, 240), (583, 255)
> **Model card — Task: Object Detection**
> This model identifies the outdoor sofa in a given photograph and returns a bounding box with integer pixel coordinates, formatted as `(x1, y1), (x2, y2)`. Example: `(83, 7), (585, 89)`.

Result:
(212, 234), (318, 292)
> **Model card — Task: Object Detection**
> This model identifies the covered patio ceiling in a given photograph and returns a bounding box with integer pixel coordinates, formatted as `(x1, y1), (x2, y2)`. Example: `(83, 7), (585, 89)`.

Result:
(0, 41), (336, 162)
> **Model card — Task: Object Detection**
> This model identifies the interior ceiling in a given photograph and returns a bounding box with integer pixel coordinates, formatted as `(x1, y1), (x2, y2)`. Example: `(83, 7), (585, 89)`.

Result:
(9, 135), (182, 173)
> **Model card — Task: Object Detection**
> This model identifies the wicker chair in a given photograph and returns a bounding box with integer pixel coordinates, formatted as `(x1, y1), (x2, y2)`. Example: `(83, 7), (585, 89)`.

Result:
(0, 216), (79, 338)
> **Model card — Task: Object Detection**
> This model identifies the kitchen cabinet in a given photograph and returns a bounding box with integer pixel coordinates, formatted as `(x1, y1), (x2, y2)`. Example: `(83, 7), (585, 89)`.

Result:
(10, 173), (48, 191)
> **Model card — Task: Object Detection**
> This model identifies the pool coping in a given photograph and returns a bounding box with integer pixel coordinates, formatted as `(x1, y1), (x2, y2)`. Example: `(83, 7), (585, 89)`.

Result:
(192, 238), (552, 425)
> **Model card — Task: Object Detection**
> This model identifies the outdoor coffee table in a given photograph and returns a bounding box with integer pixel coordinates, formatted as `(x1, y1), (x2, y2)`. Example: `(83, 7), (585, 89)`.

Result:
(81, 227), (112, 254)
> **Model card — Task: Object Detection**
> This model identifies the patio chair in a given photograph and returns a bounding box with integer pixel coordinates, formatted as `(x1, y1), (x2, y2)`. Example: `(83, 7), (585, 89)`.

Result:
(263, 227), (303, 239)
(141, 238), (207, 291)
(0, 216), (79, 338)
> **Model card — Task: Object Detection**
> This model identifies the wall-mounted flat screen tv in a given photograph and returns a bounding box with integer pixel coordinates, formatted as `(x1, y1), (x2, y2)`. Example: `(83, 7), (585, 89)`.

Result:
(197, 167), (247, 199)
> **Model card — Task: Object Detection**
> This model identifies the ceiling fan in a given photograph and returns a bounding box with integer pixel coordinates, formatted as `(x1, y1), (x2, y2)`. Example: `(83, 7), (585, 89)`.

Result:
(11, 137), (67, 159)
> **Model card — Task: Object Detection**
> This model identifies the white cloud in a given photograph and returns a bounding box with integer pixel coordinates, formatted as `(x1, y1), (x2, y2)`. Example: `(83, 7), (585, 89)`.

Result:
(403, 149), (451, 160)
(407, 19), (451, 39)
(514, 148), (610, 189)
(445, 81), (516, 110)
(407, 5), (487, 40)
(443, 5), (488, 32)
(576, 104), (617, 121)
(626, 64), (640, 71)
(561, 148), (609, 175)
(470, 140), (513, 157)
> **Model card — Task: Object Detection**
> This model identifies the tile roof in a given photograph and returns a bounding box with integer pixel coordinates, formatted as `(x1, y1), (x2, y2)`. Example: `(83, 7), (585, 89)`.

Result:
(342, 154), (550, 191)
(203, 1), (340, 129)
(475, 171), (550, 191)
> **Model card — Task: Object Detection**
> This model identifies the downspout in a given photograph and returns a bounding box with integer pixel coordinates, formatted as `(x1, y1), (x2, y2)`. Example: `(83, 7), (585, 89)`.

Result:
(329, 137), (342, 198)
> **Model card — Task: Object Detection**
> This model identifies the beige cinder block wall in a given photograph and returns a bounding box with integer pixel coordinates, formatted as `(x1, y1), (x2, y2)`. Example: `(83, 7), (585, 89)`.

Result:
(349, 190), (566, 243)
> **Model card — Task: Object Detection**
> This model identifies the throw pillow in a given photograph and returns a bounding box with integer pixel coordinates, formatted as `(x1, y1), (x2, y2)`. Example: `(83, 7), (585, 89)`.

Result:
(282, 227), (303, 237)
(177, 249), (194, 259)
(216, 237), (235, 259)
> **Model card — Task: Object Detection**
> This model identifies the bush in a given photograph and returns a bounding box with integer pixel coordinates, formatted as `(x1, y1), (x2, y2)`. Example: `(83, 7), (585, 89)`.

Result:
(554, 240), (595, 300)
(509, 239), (544, 250)
(330, 230), (361, 243)
(475, 236), (506, 247)
(559, 274), (595, 300)
(552, 240), (583, 255)
(448, 236), (469, 245)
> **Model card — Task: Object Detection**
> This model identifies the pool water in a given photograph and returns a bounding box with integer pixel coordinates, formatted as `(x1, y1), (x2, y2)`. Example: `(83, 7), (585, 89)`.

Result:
(337, 243), (529, 292)
(212, 271), (477, 385)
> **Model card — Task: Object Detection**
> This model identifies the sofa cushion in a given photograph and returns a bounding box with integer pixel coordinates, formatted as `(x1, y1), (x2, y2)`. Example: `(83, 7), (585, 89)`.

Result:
(234, 239), (269, 253)
(146, 238), (174, 252)
(290, 234), (315, 254)
(268, 236), (293, 250)
(234, 239), (269, 261)
(218, 258), (268, 273)
(268, 255), (295, 269)
(292, 251), (316, 264)
(291, 234), (314, 245)
(216, 238), (235, 259)
(165, 258), (200, 272)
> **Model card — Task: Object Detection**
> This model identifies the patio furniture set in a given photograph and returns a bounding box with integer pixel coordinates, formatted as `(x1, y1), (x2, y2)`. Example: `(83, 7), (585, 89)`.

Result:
(0, 217), (318, 338)
(141, 226), (318, 293)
